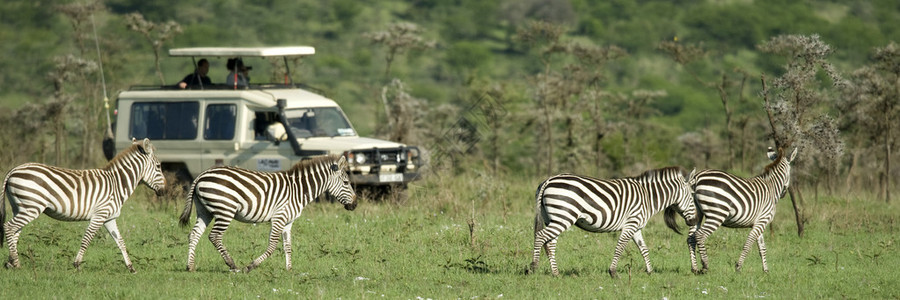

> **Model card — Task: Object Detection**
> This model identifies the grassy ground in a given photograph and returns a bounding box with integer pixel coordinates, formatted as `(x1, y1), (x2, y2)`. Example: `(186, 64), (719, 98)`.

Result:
(0, 173), (898, 299)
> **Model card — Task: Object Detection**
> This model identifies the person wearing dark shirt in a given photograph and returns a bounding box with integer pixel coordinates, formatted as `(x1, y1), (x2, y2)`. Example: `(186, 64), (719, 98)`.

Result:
(178, 58), (211, 89)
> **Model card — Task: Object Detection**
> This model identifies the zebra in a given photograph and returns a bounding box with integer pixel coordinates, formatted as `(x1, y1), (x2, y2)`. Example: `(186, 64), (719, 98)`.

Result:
(687, 147), (798, 274)
(527, 167), (698, 278)
(1, 138), (166, 273)
(180, 154), (357, 272)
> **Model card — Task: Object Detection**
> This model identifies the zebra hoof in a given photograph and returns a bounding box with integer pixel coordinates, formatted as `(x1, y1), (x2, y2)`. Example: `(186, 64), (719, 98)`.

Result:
(127, 265), (136, 273)
(608, 269), (618, 278)
(5, 261), (19, 269)
(73, 261), (82, 270)
(242, 265), (255, 273)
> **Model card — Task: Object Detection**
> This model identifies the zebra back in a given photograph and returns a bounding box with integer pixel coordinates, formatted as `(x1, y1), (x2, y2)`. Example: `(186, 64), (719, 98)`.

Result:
(1, 138), (165, 241)
(180, 154), (356, 225)
(537, 166), (695, 233)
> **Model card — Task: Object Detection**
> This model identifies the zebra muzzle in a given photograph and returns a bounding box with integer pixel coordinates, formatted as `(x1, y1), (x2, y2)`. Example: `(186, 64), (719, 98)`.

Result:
(344, 202), (357, 211)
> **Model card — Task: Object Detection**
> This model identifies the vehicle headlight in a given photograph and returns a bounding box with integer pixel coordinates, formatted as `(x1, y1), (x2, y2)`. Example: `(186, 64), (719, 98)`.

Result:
(355, 153), (367, 164)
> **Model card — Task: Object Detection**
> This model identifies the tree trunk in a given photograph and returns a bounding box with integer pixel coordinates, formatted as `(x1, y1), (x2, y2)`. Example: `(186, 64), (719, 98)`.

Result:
(717, 74), (733, 170)
(845, 146), (859, 195)
(545, 111), (553, 176)
(884, 104), (892, 203)
(788, 185), (805, 237)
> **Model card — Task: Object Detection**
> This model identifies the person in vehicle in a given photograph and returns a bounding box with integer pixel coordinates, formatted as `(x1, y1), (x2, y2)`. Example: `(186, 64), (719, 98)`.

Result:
(225, 58), (251, 88)
(177, 58), (211, 89)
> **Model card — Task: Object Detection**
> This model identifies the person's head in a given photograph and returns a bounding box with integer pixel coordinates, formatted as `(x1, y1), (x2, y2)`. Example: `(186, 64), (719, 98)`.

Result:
(226, 58), (251, 74)
(197, 59), (209, 75)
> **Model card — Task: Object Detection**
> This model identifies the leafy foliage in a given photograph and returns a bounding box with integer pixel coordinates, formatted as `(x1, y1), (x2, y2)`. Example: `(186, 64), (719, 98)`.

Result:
(1, 0), (899, 195)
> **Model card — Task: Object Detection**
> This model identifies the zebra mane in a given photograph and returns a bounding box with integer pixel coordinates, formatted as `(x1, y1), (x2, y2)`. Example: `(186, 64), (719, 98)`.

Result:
(629, 166), (686, 182)
(102, 143), (143, 170)
(288, 154), (341, 173)
(762, 147), (786, 176)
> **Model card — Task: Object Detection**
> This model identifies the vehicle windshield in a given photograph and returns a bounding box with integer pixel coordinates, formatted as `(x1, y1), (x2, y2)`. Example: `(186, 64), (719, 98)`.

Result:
(284, 107), (355, 138)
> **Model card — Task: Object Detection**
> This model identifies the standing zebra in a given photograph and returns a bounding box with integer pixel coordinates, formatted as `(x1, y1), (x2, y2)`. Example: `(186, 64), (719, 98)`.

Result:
(180, 154), (357, 272)
(527, 167), (697, 278)
(688, 147), (798, 274)
(1, 138), (166, 273)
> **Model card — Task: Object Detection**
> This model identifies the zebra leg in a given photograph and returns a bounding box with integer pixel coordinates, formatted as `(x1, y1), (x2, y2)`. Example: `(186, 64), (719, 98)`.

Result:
(3, 207), (43, 269)
(609, 223), (641, 278)
(281, 221), (294, 271)
(630, 229), (653, 274)
(103, 219), (135, 273)
(693, 216), (725, 274)
(530, 224), (566, 276)
(244, 216), (289, 273)
(545, 237), (560, 276)
(207, 216), (238, 271)
(687, 224), (700, 273)
(757, 234), (768, 273)
(528, 232), (544, 275)
(73, 217), (107, 270)
(736, 222), (768, 272)
(186, 209), (211, 272)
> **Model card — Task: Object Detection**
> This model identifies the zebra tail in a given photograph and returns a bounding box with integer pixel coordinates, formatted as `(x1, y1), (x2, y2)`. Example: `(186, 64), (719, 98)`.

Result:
(533, 178), (552, 235)
(179, 179), (199, 227)
(663, 205), (682, 235)
(1, 171), (9, 245)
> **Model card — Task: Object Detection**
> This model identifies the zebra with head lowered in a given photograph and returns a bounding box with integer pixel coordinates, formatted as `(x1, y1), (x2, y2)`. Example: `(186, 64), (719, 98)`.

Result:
(1, 138), (166, 273)
(688, 147), (798, 274)
(180, 154), (357, 272)
(527, 167), (698, 278)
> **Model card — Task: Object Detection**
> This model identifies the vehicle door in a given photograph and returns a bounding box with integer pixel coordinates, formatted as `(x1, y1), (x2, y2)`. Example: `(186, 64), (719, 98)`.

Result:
(200, 101), (241, 170)
(128, 100), (204, 177)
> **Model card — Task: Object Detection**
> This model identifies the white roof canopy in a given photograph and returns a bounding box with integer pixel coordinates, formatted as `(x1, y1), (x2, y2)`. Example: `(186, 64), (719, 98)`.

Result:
(169, 46), (316, 57)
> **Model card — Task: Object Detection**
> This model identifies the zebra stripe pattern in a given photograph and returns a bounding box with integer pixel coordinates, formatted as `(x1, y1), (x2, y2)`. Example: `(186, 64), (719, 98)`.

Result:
(527, 167), (697, 278)
(180, 154), (357, 272)
(1, 138), (166, 273)
(688, 147), (798, 273)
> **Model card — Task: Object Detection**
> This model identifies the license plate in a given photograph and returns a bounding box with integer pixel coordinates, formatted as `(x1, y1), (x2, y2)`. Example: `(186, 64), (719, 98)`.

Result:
(378, 173), (403, 183)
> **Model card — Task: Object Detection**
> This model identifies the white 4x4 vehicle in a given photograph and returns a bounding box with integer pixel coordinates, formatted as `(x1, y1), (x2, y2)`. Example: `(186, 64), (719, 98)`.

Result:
(110, 47), (422, 192)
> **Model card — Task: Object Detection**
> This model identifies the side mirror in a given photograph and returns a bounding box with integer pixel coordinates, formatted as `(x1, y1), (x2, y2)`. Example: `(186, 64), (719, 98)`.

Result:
(266, 123), (288, 142)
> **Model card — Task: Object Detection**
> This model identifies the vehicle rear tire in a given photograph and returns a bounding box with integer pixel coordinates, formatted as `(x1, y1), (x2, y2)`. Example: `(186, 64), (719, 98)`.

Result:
(359, 184), (408, 203)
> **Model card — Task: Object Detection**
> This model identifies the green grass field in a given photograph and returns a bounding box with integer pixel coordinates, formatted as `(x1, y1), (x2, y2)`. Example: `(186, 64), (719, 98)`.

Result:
(0, 173), (898, 299)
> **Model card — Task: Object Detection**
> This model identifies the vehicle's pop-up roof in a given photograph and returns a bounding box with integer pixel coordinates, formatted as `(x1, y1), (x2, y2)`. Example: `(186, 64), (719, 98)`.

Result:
(169, 46), (315, 57)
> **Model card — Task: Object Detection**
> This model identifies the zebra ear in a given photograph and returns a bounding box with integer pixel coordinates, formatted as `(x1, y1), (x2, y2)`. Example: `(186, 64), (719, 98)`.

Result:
(788, 147), (798, 163)
(142, 138), (153, 155)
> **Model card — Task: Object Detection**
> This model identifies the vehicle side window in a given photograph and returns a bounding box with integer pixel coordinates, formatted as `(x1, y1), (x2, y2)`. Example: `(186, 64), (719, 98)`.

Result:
(252, 111), (278, 140)
(130, 102), (199, 140)
(204, 104), (236, 140)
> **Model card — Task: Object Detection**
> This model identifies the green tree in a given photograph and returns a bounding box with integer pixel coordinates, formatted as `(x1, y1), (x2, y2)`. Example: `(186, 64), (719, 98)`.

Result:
(125, 12), (182, 85)
(759, 34), (847, 237)
(841, 42), (900, 203)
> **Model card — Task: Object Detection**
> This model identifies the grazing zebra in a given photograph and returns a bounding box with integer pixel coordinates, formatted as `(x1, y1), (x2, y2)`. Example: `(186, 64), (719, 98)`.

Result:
(1, 138), (166, 273)
(180, 154), (357, 272)
(527, 167), (698, 278)
(688, 147), (798, 274)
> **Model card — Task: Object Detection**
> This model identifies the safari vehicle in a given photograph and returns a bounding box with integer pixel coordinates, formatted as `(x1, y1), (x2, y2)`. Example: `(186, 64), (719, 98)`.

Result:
(110, 46), (423, 193)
